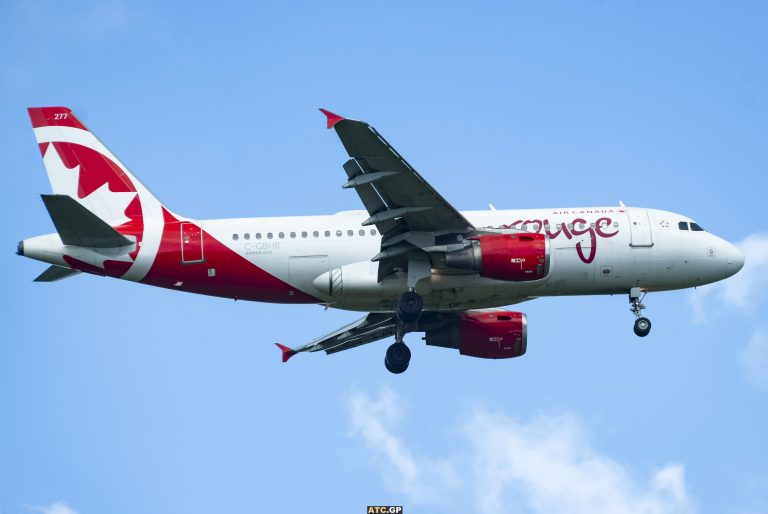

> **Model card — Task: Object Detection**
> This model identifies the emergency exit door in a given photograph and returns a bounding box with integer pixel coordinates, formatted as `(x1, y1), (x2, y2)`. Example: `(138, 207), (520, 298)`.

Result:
(181, 222), (205, 263)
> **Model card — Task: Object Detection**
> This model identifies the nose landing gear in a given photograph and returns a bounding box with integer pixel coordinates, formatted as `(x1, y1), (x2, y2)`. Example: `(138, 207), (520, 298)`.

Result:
(633, 316), (652, 337)
(629, 287), (651, 337)
(384, 290), (424, 373)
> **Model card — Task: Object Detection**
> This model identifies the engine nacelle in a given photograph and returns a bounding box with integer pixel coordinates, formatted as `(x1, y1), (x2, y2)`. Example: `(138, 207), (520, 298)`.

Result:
(424, 310), (527, 359)
(445, 233), (549, 281)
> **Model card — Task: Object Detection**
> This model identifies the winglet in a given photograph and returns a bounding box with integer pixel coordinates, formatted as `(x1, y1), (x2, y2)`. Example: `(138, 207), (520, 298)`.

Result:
(319, 108), (345, 129)
(275, 343), (297, 363)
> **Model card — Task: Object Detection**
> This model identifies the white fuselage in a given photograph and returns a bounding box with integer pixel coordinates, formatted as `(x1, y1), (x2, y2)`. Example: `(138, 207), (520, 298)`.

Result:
(196, 206), (743, 312)
(22, 205), (744, 311)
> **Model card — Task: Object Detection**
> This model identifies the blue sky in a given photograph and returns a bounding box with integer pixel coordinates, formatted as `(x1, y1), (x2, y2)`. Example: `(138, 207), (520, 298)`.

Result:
(1, 1), (767, 513)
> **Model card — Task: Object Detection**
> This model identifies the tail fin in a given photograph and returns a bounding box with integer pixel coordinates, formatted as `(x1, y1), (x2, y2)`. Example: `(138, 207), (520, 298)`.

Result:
(28, 107), (170, 282)
(28, 107), (167, 228)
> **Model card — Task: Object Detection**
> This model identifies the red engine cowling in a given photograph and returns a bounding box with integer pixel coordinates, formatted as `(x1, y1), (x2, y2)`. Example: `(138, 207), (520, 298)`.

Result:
(444, 233), (550, 281)
(424, 310), (527, 359)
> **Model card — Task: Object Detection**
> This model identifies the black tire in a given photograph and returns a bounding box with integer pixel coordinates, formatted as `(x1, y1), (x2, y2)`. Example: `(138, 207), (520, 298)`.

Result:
(397, 291), (423, 323)
(633, 317), (652, 337)
(384, 342), (411, 374)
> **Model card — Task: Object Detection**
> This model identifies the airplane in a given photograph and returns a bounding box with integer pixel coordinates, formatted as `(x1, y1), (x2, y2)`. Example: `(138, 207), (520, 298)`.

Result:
(17, 106), (745, 373)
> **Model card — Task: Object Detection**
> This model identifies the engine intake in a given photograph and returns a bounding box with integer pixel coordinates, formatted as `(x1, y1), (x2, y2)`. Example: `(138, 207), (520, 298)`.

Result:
(424, 310), (527, 359)
(445, 233), (550, 281)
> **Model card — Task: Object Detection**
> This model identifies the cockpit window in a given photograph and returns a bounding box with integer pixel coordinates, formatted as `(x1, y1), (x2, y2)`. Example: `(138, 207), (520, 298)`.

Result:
(690, 222), (705, 232)
(678, 221), (689, 230)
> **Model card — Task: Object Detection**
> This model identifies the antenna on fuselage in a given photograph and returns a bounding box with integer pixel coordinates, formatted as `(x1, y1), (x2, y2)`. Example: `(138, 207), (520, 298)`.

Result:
(619, 201), (626, 208)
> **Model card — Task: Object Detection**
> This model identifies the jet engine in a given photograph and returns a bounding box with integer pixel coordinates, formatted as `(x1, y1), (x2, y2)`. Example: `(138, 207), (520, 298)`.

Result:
(445, 233), (550, 281)
(424, 310), (527, 359)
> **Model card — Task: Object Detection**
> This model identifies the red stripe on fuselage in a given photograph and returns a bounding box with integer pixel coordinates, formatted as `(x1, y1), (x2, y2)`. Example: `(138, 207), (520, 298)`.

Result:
(63, 255), (132, 278)
(141, 209), (320, 303)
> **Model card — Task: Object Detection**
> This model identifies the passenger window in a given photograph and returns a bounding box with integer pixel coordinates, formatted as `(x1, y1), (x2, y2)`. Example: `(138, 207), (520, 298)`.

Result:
(232, 234), (239, 241)
(313, 231), (319, 238)
(267, 233), (273, 239)
(370, 229), (377, 236)
(301, 231), (307, 238)
(567, 223), (573, 230)
(690, 222), (704, 232)
(678, 221), (689, 230)
(347, 229), (354, 237)
(613, 222), (619, 228)
(256, 233), (262, 240)
(279, 232), (285, 239)
(244, 233), (250, 240)
(324, 230), (331, 237)
(290, 232), (296, 238)
(359, 229), (365, 236)
(336, 230), (342, 237)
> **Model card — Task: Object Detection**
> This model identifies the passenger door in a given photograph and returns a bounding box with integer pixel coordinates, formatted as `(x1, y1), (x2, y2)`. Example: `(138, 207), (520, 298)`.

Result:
(627, 209), (653, 247)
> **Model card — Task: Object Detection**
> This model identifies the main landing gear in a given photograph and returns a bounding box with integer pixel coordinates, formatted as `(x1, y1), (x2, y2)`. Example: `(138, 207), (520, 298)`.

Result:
(397, 290), (423, 323)
(629, 287), (652, 337)
(384, 291), (424, 374)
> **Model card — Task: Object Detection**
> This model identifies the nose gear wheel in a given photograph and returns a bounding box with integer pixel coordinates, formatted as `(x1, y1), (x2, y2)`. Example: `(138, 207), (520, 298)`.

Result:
(629, 287), (651, 337)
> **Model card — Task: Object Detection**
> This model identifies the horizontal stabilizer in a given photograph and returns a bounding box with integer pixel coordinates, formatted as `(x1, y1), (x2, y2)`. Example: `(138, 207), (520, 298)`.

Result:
(41, 194), (133, 248)
(34, 265), (81, 282)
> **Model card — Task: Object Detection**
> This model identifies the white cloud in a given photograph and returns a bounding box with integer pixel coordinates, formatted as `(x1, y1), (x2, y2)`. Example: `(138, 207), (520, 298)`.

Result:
(688, 233), (768, 392)
(348, 388), (458, 505)
(738, 329), (768, 390)
(348, 388), (695, 514)
(28, 502), (79, 514)
(689, 233), (768, 321)
(465, 410), (693, 514)
(719, 234), (768, 309)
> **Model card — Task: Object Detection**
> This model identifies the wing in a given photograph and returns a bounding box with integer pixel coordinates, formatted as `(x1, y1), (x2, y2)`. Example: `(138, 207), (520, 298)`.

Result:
(274, 301), (538, 363)
(321, 109), (476, 280)
(275, 313), (397, 361)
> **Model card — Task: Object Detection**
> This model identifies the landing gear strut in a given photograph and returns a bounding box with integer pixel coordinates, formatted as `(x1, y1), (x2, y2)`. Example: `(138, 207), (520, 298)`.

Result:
(629, 287), (651, 337)
(384, 291), (424, 374)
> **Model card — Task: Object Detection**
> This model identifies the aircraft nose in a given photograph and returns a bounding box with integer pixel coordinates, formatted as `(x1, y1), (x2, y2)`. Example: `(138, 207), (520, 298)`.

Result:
(722, 240), (745, 276)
